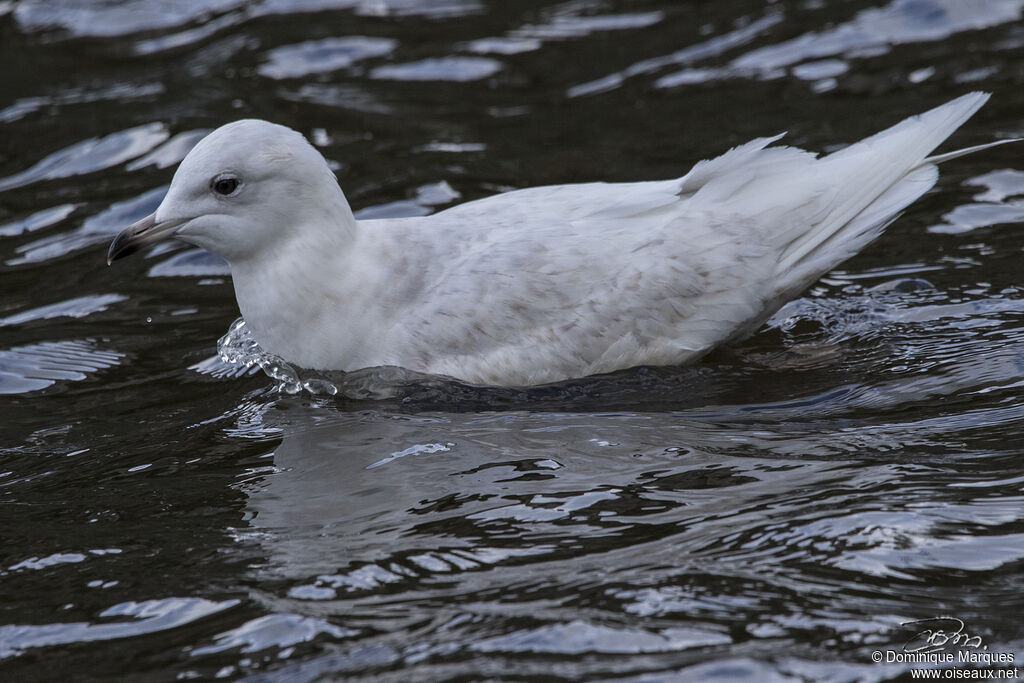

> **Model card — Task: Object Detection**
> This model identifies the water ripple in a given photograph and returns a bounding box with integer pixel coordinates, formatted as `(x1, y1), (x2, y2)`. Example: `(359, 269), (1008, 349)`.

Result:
(4, 1), (1024, 680)
(0, 340), (124, 394)
(258, 36), (397, 80)
(571, 0), (1024, 94)
(370, 56), (503, 82)
(0, 598), (238, 660)
(0, 294), (127, 327)
(191, 614), (357, 656)
(8, 186), (166, 266)
(12, 0), (483, 39)
(0, 124), (168, 193)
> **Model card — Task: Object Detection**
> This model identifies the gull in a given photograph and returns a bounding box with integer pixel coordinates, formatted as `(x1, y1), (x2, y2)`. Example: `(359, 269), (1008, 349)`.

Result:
(109, 92), (1009, 386)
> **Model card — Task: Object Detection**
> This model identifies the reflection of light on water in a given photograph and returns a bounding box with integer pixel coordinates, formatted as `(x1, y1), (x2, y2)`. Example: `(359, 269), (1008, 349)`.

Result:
(0, 340), (124, 394)
(0, 124), (168, 193)
(365, 442), (453, 469)
(0, 598), (238, 659)
(571, 0), (1024, 95)
(10, 0), (486, 39)
(221, 397), (1024, 668)
(0, 294), (127, 327)
(370, 56), (503, 82)
(258, 36), (397, 80)
(569, 13), (784, 97)
(191, 614), (357, 656)
(7, 186), (166, 266)
(0, 204), (77, 237)
(731, 0), (1024, 72)
(931, 168), (1024, 234)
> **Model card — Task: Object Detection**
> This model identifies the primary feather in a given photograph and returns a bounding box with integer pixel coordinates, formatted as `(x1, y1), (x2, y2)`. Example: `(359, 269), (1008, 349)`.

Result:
(111, 92), (1008, 386)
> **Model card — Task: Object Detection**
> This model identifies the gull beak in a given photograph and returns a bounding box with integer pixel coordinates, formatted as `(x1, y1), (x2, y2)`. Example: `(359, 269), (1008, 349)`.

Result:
(107, 213), (187, 265)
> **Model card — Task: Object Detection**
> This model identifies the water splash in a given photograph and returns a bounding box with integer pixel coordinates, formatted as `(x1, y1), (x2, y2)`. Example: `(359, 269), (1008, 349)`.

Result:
(214, 318), (513, 401)
(217, 318), (319, 395)
(217, 318), (458, 399)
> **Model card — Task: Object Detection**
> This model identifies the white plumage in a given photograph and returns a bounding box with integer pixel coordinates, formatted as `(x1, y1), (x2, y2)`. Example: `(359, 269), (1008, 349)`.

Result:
(109, 92), (1007, 386)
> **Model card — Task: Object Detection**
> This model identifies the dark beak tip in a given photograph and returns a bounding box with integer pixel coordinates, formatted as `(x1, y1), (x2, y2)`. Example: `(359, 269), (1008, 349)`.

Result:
(107, 211), (163, 265)
(106, 236), (133, 265)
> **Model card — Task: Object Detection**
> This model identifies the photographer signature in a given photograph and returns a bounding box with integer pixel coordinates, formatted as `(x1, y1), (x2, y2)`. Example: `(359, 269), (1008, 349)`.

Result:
(901, 616), (986, 653)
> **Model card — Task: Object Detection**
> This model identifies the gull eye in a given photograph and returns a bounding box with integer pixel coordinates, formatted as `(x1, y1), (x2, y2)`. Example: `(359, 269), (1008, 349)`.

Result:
(211, 174), (241, 196)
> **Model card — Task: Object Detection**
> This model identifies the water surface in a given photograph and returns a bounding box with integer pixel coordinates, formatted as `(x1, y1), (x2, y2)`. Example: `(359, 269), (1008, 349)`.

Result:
(2, 1), (1024, 680)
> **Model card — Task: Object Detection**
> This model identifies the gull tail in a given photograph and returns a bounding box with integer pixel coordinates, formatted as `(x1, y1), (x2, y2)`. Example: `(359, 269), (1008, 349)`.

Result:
(774, 91), (1013, 299)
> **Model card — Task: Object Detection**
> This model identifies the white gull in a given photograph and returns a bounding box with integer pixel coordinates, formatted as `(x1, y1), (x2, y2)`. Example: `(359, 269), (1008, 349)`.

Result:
(109, 92), (1008, 386)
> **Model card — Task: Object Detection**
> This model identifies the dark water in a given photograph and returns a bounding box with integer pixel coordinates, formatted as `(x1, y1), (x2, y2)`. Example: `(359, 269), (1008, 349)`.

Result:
(3, 1), (1024, 680)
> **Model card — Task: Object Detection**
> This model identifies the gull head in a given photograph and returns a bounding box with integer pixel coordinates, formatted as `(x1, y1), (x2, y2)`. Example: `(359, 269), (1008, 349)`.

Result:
(108, 119), (351, 265)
